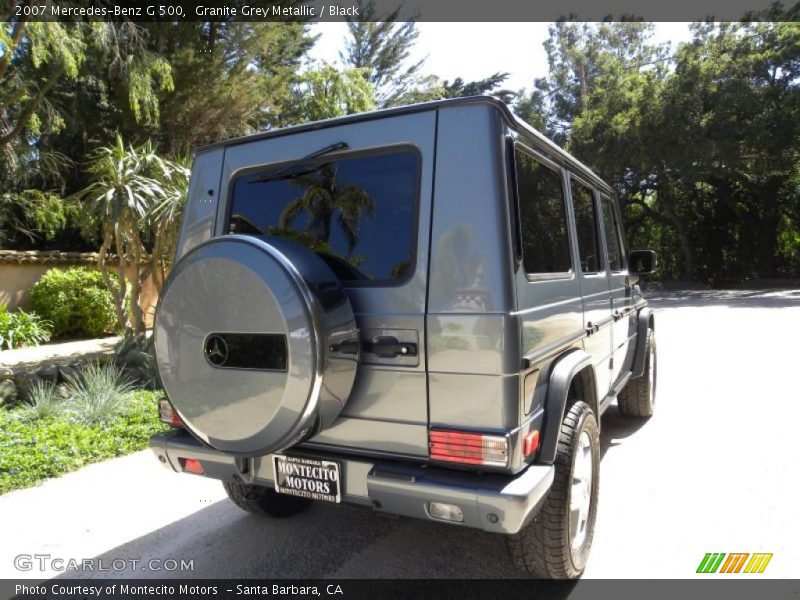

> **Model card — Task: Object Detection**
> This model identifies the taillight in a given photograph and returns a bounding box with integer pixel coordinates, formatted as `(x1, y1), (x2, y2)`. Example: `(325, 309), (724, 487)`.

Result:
(523, 429), (540, 457)
(179, 458), (204, 475)
(159, 399), (183, 427)
(429, 429), (509, 467)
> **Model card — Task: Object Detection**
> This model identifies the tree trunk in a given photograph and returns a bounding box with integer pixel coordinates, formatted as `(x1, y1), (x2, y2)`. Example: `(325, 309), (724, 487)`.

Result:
(113, 223), (131, 334)
(128, 227), (146, 335)
(97, 221), (128, 332)
(628, 193), (694, 280)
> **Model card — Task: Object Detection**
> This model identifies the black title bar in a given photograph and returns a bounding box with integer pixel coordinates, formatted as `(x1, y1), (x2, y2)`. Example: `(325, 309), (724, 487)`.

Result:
(7, 0), (800, 23)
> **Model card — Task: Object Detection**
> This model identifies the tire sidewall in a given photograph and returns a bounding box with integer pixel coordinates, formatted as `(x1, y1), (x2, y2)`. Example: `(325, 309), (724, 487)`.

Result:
(647, 330), (657, 409)
(564, 402), (601, 574)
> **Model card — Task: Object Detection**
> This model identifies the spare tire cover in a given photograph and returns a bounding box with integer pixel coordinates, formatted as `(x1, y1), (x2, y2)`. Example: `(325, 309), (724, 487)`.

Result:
(155, 234), (359, 455)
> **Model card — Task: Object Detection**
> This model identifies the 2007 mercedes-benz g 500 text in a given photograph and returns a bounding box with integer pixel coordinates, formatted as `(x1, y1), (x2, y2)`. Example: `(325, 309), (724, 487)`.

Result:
(150, 96), (657, 579)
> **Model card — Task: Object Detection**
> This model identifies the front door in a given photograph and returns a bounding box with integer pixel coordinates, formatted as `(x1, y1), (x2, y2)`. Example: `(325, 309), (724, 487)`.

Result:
(598, 195), (635, 386)
(569, 176), (613, 400)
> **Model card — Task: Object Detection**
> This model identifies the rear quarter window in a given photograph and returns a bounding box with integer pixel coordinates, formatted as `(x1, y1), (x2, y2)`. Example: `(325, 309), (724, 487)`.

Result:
(600, 195), (625, 272)
(227, 149), (419, 284)
(514, 148), (572, 275)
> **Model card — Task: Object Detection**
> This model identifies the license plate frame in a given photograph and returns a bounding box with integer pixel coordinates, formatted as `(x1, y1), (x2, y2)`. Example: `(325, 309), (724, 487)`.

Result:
(271, 454), (342, 504)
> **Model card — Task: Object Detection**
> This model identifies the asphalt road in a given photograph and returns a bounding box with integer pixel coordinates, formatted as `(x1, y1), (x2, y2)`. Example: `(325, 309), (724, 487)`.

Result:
(2, 289), (799, 581)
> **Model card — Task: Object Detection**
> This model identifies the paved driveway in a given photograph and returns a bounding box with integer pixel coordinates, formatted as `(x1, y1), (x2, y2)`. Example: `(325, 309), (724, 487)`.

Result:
(2, 289), (798, 580)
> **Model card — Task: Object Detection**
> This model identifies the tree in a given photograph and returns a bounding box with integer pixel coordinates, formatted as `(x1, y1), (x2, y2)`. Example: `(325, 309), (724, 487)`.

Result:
(526, 20), (800, 282)
(291, 64), (375, 122)
(74, 135), (188, 334)
(400, 72), (517, 105)
(0, 11), (172, 188)
(654, 22), (800, 282)
(440, 72), (517, 103)
(341, 1), (424, 107)
(140, 22), (315, 154)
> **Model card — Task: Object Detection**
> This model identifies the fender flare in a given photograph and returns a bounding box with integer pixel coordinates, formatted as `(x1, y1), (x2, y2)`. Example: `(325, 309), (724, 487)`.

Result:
(538, 349), (597, 464)
(631, 307), (655, 379)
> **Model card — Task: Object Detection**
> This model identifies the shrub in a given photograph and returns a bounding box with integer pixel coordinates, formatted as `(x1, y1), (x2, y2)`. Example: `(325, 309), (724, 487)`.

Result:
(0, 303), (52, 350)
(30, 268), (118, 338)
(63, 362), (134, 425)
(0, 390), (168, 494)
(17, 381), (62, 421)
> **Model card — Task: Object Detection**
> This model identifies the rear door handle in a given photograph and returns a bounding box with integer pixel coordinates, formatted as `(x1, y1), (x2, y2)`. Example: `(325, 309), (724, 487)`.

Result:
(330, 336), (417, 358)
(363, 336), (417, 358)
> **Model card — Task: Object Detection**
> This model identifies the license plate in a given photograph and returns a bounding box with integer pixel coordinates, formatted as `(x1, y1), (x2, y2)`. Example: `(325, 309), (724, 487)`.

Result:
(271, 454), (341, 503)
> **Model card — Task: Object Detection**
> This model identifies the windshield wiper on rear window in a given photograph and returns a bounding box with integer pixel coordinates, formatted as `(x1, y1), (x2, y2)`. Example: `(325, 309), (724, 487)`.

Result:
(247, 141), (349, 184)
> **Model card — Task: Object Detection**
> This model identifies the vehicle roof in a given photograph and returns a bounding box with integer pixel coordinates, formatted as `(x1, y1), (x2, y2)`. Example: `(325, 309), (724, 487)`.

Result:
(198, 96), (615, 197)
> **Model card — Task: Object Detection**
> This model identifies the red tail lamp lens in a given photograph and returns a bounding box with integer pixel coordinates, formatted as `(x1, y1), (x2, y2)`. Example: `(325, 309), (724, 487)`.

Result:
(159, 399), (183, 427)
(429, 430), (508, 467)
(181, 458), (204, 475)
(523, 430), (540, 457)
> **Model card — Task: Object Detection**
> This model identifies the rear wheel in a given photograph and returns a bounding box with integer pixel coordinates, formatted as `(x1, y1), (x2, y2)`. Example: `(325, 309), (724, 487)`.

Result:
(618, 329), (656, 418)
(507, 400), (600, 579)
(223, 481), (312, 518)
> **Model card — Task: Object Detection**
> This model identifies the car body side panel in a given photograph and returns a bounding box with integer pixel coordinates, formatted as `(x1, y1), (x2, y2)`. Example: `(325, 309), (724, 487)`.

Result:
(175, 148), (225, 261)
(426, 104), (519, 432)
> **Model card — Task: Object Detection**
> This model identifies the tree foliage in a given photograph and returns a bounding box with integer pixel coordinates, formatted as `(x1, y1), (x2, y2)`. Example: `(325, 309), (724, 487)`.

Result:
(140, 22), (314, 154)
(73, 135), (189, 334)
(1, 12), (797, 293)
(341, 2), (424, 107)
(0, 9), (172, 187)
(292, 64), (376, 122)
(523, 20), (800, 283)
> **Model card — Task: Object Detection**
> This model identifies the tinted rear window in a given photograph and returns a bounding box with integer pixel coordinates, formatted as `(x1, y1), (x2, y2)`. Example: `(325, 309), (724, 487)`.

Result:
(515, 149), (572, 274)
(571, 179), (600, 274)
(227, 150), (418, 283)
(600, 195), (624, 272)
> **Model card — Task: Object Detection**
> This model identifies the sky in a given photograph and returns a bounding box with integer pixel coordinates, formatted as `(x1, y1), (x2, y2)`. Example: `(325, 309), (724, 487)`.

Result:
(309, 22), (694, 94)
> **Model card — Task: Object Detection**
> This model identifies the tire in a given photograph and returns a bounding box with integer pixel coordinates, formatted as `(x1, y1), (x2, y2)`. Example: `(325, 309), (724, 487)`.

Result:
(507, 401), (600, 579)
(618, 328), (657, 418)
(223, 481), (312, 518)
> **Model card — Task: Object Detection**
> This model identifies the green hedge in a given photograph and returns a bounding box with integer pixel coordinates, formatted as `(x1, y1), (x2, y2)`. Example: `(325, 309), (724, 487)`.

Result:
(31, 267), (119, 339)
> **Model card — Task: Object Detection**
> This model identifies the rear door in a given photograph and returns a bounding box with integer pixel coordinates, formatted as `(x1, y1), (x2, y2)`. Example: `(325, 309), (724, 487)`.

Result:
(598, 194), (635, 386)
(568, 176), (614, 399)
(513, 146), (585, 394)
(218, 112), (436, 457)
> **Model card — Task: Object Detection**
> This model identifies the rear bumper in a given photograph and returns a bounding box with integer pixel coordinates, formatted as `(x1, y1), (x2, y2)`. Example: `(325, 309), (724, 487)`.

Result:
(150, 430), (554, 535)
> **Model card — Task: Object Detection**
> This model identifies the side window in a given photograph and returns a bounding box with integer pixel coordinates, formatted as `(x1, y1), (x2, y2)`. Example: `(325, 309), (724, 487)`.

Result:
(515, 148), (571, 274)
(600, 196), (624, 272)
(571, 179), (600, 274)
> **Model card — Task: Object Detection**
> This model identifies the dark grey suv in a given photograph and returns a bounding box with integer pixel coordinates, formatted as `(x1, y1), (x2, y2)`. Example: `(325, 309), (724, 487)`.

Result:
(150, 96), (657, 579)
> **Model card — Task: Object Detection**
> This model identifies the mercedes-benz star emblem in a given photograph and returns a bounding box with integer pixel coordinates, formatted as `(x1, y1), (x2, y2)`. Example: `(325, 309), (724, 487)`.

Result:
(205, 335), (229, 367)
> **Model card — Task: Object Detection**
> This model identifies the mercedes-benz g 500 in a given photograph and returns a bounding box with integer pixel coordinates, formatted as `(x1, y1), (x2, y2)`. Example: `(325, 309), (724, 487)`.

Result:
(150, 96), (657, 579)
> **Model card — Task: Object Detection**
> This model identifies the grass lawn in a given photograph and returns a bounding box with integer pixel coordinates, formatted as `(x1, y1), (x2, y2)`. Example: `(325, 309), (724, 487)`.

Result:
(0, 390), (168, 494)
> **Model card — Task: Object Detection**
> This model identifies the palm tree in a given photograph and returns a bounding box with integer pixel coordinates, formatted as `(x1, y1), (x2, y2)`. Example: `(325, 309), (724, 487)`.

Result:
(73, 134), (188, 334)
(278, 164), (375, 254)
